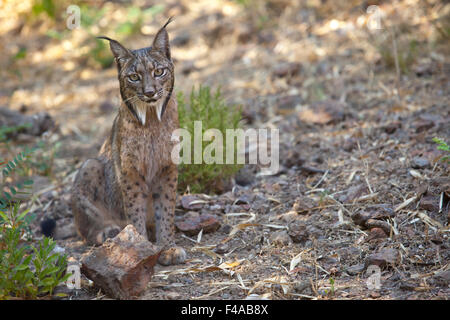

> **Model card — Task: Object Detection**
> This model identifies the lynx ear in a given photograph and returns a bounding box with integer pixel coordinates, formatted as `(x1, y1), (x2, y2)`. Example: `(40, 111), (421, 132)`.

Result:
(152, 17), (173, 60)
(97, 36), (133, 64)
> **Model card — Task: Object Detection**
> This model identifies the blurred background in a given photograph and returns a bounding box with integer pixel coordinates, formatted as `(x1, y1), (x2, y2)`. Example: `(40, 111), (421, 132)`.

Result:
(0, 0), (449, 189)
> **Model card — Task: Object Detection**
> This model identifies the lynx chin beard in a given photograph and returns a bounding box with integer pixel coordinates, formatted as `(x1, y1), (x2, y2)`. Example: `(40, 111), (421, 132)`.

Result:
(132, 98), (165, 125)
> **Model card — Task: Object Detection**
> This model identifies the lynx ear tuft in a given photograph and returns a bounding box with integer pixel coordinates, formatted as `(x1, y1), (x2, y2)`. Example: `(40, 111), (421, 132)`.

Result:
(152, 17), (173, 60)
(97, 36), (133, 63)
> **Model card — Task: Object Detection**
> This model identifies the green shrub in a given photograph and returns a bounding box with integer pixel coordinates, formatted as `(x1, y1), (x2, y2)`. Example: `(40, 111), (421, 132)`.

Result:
(433, 137), (450, 163)
(177, 86), (243, 194)
(0, 147), (69, 299)
(0, 203), (70, 299)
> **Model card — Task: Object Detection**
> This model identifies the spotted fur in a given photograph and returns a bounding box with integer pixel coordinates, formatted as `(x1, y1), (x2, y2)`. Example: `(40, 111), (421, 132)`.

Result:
(70, 19), (186, 265)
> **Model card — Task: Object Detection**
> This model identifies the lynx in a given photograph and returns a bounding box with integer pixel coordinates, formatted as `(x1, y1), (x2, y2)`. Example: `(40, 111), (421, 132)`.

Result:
(70, 19), (186, 265)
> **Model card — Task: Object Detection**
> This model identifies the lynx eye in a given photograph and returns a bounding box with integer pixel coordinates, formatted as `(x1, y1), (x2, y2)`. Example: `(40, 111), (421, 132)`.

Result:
(128, 74), (140, 82)
(153, 68), (165, 77)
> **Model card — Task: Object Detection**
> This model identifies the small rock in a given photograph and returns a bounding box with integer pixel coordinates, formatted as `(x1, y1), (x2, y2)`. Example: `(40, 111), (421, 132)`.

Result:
(365, 219), (392, 235)
(298, 100), (347, 125)
(288, 221), (309, 243)
(270, 230), (292, 246)
(346, 264), (365, 275)
(343, 138), (357, 152)
(235, 166), (256, 186)
(366, 227), (388, 241)
(366, 248), (399, 268)
(383, 121), (401, 134)
(433, 270), (450, 286)
(272, 62), (301, 78)
(275, 95), (302, 116)
(411, 157), (430, 169)
(181, 195), (205, 210)
(351, 211), (372, 227)
(340, 184), (369, 203)
(214, 242), (230, 254)
(80, 225), (160, 300)
(282, 149), (306, 168)
(175, 213), (221, 236)
(166, 291), (181, 300)
(418, 195), (439, 212)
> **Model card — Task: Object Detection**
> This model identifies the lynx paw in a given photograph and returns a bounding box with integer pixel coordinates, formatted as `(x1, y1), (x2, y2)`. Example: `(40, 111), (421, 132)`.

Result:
(158, 246), (186, 265)
(96, 225), (121, 245)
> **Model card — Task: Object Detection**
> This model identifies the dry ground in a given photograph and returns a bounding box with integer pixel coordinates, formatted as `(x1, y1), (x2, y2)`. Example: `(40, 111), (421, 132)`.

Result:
(0, 0), (449, 299)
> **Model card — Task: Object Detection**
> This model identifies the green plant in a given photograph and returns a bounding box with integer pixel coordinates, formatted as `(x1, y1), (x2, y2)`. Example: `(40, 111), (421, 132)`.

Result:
(177, 86), (243, 194)
(0, 145), (69, 299)
(432, 137), (450, 163)
(0, 203), (70, 299)
(0, 147), (35, 210)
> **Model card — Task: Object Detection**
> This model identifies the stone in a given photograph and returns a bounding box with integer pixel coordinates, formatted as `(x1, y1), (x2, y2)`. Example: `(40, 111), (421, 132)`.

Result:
(418, 195), (439, 212)
(80, 225), (160, 300)
(270, 230), (292, 246)
(346, 264), (365, 275)
(180, 195), (205, 210)
(411, 157), (430, 169)
(175, 213), (221, 236)
(366, 248), (399, 268)
(366, 227), (388, 241)
(288, 221), (309, 243)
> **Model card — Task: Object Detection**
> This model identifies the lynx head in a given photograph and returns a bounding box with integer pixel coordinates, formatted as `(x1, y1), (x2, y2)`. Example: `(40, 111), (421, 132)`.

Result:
(98, 18), (174, 125)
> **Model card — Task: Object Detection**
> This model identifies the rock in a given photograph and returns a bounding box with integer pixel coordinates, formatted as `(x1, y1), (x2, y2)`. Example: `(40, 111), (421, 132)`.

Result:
(411, 157), (430, 169)
(365, 219), (392, 235)
(343, 138), (357, 152)
(275, 95), (303, 116)
(288, 221), (309, 243)
(298, 100), (347, 125)
(235, 166), (256, 186)
(366, 227), (388, 241)
(282, 149), (306, 168)
(272, 62), (301, 78)
(0, 106), (55, 138)
(414, 120), (434, 133)
(214, 242), (230, 254)
(433, 270), (450, 286)
(166, 291), (182, 300)
(366, 248), (399, 268)
(180, 195), (205, 210)
(175, 213), (221, 236)
(383, 121), (401, 134)
(270, 230), (292, 246)
(80, 225), (160, 300)
(418, 195), (439, 212)
(341, 184), (369, 203)
(351, 211), (372, 227)
(346, 264), (365, 275)
(291, 196), (315, 214)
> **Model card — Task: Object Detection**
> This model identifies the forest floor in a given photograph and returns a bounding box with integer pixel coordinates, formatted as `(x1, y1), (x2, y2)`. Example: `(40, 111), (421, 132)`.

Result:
(0, 0), (449, 300)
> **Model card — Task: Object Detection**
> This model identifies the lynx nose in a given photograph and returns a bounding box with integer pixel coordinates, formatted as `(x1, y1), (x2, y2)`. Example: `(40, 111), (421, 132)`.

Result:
(144, 87), (156, 98)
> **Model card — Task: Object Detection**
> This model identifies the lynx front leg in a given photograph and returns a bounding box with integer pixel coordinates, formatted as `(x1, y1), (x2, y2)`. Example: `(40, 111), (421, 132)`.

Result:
(151, 165), (186, 265)
(118, 167), (149, 238)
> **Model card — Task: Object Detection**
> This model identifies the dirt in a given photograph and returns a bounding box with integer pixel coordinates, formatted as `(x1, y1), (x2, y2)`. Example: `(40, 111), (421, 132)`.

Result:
(0, 0), (449, 300)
